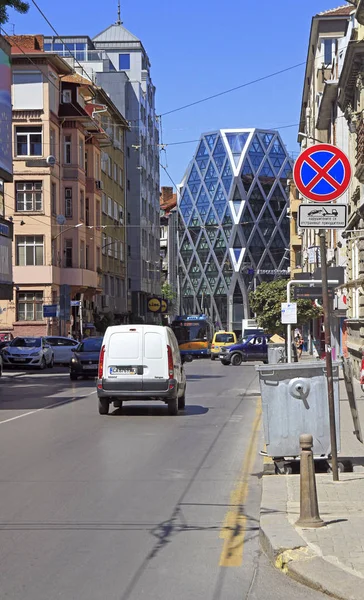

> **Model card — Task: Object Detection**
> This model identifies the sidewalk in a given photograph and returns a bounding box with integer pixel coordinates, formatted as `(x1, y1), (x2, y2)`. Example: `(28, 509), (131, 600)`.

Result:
(260, 361), (364, 600)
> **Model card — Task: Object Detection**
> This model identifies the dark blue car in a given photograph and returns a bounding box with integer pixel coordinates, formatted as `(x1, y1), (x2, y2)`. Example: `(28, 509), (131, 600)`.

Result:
(219, 334), (270, 366)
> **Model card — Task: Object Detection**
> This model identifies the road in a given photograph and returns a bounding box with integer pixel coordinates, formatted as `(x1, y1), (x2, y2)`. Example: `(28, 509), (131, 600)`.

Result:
(0, 361), (327, 600)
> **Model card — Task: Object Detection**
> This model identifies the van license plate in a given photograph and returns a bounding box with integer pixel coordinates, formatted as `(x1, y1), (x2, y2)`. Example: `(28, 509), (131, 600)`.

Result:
(109, 366), (137, 375)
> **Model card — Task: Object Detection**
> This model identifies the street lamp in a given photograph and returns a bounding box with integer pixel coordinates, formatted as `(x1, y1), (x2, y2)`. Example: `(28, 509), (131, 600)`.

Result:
(52, 223), (83, 241)
(298, 132), (324, 144)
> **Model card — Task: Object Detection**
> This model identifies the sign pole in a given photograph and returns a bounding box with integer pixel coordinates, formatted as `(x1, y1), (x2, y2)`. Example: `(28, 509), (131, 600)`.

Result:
(319, 230), (339, 482)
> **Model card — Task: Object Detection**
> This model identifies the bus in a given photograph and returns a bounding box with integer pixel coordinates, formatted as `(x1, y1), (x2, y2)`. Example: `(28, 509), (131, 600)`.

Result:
(171, 315), (214, 358)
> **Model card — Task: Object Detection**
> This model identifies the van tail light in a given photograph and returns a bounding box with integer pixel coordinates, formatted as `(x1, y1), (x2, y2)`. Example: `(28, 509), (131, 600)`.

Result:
(98, 345), (105, 379)
(167, 345), (174, 379)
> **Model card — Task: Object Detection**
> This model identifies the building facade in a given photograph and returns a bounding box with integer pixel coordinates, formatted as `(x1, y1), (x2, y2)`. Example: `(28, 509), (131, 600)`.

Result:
(178, 129), (292, 332)
(298, 5), (354, 359)
(44, 13), (160, 322)
(160, 186), (178, 319)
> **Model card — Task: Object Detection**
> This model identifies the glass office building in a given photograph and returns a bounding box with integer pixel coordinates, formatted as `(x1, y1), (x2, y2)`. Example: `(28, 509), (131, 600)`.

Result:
(178, 129), (293, 332)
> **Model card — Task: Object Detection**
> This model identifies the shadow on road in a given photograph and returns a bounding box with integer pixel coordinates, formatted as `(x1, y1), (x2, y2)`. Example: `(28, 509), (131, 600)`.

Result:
(187, 374), (224, 380)
(111, 404), (209, 417)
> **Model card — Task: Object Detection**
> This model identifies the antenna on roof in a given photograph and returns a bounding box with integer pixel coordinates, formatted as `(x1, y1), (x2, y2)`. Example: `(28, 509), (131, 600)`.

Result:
(116, 0), (122, 25)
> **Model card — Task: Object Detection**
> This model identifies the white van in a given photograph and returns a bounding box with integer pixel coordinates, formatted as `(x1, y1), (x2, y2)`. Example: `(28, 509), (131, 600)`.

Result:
(97, 324), (190, 415)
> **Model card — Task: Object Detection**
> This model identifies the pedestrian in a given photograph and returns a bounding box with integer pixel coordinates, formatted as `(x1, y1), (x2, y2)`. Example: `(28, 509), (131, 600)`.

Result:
(295, 331), (304, 358)
(67, 331), (73, 339)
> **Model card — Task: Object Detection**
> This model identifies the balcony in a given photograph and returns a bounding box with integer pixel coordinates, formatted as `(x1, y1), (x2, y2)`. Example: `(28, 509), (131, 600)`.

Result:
(52, 266), (98, 289)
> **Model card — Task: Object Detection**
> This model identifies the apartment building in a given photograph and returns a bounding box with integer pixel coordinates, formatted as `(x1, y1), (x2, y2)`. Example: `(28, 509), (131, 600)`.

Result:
(0, 35), (128, 338)
(44, 13), (160, 322)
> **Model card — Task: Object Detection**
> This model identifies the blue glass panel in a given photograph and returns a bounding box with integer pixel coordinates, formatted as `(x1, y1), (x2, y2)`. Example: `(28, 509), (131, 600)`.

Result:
(196, 188), (210, 220)
(196, 139), (209, 158)
(269, 138), (286, 174)
(248, 135), (265, 172)
(260, 132), (274, 149)
(259, 159), (275, 178)
(44, 43), (52, 51)
(204, 161), (218, 198)
(205, 134), (217, 150)
(259, 207), (275, 239)
(188, 183), (200, 199)
(213, 184), (226, 220)
(53, 43), (63, 51)
(119, 53), (131, 70)
(196, 156), (208, 175)
(221, 161), (232, 193)
(279, 161), (293, 181)
(188, 164), (201, 199)
(212, 137), (226, 173)
(226, 133), (250, 166)
(179, 189), (193, 221)
(206, 208), (218, 226)
(241, 159), (254, 193)
(189, 209), (201, 228)
(249, 184), (265, 218)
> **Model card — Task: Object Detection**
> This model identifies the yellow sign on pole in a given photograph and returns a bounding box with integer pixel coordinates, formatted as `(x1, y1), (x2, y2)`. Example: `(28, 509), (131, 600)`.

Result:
(148, 297), (161, 312)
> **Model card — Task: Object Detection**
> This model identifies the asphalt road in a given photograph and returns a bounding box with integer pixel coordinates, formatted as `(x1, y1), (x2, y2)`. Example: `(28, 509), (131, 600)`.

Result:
(0, 361), (328, 600)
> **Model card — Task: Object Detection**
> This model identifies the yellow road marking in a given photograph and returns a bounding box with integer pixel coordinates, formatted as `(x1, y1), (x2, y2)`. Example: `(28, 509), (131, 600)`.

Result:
(219, 400), (262, 567)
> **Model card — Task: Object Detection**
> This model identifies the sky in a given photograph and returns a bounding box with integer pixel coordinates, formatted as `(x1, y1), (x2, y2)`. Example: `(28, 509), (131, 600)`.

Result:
(3, 0), (351, 188)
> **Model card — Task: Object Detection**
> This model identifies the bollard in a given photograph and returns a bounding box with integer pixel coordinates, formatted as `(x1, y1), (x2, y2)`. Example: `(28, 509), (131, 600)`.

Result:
(295, 434), (324, 528)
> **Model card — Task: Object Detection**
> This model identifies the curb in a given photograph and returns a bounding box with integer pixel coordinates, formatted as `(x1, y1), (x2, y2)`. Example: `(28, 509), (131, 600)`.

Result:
(260, 475), (364, 600)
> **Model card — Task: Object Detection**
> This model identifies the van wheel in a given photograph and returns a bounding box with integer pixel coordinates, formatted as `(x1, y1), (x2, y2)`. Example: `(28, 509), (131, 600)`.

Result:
(178, 391), (186, 410)
(98, 399), (110, 415)
(168, 396), (178, 416)
(231, 353), (242, 366)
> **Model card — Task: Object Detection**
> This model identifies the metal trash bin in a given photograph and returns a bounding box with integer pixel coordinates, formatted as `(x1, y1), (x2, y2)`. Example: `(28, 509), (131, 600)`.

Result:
(267, 343), (286, 364)
(256, 361), (340, 457)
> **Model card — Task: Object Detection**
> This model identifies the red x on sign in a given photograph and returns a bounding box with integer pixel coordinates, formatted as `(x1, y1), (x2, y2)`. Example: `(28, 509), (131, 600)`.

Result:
(293, 144), (351, 202)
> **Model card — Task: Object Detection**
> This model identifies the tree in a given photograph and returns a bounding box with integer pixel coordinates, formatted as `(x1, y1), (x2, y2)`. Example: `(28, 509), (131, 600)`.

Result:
(249, 279), (323, 336)
(0, 1), (29, 25)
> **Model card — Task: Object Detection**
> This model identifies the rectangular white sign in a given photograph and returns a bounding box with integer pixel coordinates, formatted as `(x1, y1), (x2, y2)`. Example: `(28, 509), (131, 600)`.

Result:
(298, 204), (347, 229)
(281, 302), (297, 324)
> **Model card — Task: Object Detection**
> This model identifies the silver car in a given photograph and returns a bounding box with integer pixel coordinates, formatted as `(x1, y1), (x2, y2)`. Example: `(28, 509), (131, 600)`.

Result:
(2, 337), (54, 369)
(44, 336), (79, 365)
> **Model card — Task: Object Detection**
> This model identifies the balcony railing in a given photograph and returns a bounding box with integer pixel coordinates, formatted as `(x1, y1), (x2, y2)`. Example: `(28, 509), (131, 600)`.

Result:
(356, 115), (364, 182)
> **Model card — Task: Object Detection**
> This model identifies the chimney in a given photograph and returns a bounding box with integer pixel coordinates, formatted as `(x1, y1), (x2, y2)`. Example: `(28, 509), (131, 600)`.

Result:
(160, 186), (174, 205)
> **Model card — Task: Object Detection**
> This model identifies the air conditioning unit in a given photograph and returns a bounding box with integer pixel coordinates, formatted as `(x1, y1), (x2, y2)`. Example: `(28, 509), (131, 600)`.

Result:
(102, 294), (109, 308)
(96, 180), (104, 190)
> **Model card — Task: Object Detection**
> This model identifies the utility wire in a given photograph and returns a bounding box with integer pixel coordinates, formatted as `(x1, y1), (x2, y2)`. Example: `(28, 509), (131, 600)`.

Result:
(159, 62), (306, 117)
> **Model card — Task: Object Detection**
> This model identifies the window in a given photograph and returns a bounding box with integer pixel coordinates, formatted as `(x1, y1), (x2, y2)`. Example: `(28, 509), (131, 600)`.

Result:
(114, 162), (118, 182)
(85, 151), (88, 176)
(80, 189), (85, 221)
(86, 245), (90, 270)
(114, 201), (118, 222)
(127, 179), (130, 191)
(79, 138), (84, 169)
(107, 156), (112, 177)
(119, 167), (123, 188)
(13, 72), (43, 110)
(108, 196), (113, 217)
(323, 39), (333, 66)
(16, 126), (42, 156)
(62, 89), (72, 103)
(110, 276), (115, 297)
(50, 128), (56, 159)
(64, 135), (71, 164)
(51, 182), (56, 215)
(101, 151), (107, 173)
(85, 197), (90, 226)
(96, 247), (100, 269)
(119, 241), (123, 261)
(102, 193), (107, 214)
(108, 236), (112, 257)
(96, 200), (101, 228)
(16, 235), (44, 266)
(119, 53), (130, 70)
(65, 188), (72, 218)
(64, 239), (72, 267)
(80, 241), (85, 269)
(17, 291), (43, 321)
(128, 244), (131, 257)
(16, 181), (42, 212)
(95, 152), (100, 180)
(127, 212), (131, 225)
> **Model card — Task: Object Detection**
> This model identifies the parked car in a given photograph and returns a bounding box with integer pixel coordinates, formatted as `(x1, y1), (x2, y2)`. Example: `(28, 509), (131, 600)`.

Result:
(70, 337), (103, 380)
(2, 337), (54, 369)
(97, 324), (190, 415)
(210, 331), (237, 360)
(44, 336), (79, 365)
(219, 334), (270, 366)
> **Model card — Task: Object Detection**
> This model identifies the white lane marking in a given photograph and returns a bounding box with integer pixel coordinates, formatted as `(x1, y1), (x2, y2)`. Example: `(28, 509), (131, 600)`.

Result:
(0, 391), (96, 425)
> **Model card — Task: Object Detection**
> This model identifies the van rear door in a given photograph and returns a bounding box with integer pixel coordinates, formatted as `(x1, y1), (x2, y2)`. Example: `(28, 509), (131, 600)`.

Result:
(142, 329), (169, 392)
(105, 326), (144, 391)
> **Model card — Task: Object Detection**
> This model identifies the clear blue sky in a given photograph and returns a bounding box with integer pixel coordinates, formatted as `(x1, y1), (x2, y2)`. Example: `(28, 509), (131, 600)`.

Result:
(5, 0), (349, 187)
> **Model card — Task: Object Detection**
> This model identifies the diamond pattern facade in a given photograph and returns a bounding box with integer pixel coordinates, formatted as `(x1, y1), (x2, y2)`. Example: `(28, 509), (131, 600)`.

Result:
(178, 129), (292, 331)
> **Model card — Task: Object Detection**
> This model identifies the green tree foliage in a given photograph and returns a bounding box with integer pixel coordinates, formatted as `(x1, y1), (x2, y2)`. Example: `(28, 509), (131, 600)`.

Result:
(249, 279), (323, 335)
(0, 1), (29, 25)
(161, 282), (176, 301)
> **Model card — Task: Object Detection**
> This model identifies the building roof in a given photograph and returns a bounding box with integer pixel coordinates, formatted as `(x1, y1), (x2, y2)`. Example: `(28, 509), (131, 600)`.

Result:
(93, 23), (140, 43)
(62, 73), (93, 86)
(317, 5), (355, 16)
